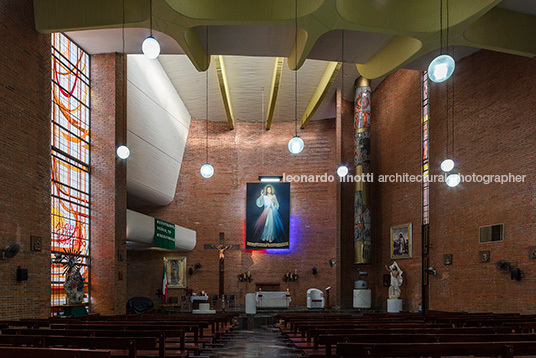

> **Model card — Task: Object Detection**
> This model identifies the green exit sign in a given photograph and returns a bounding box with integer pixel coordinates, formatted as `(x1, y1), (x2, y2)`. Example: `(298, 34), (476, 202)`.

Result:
(154, 218), (175, 250)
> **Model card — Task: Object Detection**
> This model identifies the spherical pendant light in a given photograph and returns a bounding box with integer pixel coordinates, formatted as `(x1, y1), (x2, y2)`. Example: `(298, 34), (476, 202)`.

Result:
(142, 36), (160, 59)
(440, 158), (455, 172)
(446, 173), (461, 187)
(116, 145), (130, 159)
(428, 54), (455, 83)
(337, 165), (348, 177)
(288, 136), (304, 154)
(200, 163), (214, 178)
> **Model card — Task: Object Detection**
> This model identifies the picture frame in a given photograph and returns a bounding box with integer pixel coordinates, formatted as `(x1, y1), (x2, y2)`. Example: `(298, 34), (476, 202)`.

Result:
(390, 223), (412, 259)
(163, 257), (186, 288)
(479, 250), (490, 263)
(245, 182), (290, 249)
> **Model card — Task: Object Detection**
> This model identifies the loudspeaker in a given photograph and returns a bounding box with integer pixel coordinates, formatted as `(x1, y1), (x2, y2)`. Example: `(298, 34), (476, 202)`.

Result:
(312, 267), (317, 275)
(17, 266), (28, 281)
(510, 268), (522, 281)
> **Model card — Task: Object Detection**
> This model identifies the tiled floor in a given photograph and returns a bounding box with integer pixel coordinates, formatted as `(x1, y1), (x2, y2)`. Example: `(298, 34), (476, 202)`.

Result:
(208, 326), (305, 358)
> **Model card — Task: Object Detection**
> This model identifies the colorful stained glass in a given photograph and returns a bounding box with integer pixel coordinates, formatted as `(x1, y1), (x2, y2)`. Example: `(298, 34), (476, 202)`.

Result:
(51, 33), (90, 313)
(422, 72), (430, 225)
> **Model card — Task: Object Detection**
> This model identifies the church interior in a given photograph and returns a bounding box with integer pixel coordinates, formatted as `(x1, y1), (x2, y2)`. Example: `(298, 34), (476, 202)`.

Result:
(1, 0), (536, 357)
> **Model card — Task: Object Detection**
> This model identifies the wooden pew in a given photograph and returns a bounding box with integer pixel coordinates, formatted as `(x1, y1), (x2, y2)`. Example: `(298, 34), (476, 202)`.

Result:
(0, 335), (158, 358)
(336, 341), (536, 358)
(319, 333), (536, 357)
(2, 328), (193, 355)
(0, 346), (111, 358)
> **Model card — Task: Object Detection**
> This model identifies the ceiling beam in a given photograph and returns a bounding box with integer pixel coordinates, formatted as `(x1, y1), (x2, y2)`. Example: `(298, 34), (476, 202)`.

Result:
(265, 57), (284, 130)
(214, 55), (235, 130)
(300, 61), (341, 129)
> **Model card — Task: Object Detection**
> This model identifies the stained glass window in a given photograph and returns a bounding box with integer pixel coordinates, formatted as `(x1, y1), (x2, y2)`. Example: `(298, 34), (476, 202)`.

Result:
(50, 33), (90, 314)
(422, 71), (430, 225)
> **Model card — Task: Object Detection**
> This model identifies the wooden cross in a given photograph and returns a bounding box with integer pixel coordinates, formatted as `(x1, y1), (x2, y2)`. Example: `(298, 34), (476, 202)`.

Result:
(203, 232), (240, 299)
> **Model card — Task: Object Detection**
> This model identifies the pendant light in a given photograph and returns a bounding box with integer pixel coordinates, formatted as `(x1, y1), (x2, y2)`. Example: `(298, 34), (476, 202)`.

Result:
(428, 0), (454, 83)
(200, 28), (214, 179)
(288, 0), (304, 154)
(117, 0), (130, 160)
(142, 0), (160, 59)
(336, 29), (348, 178)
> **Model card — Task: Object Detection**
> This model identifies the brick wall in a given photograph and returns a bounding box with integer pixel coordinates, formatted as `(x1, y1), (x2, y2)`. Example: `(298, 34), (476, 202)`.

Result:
(128, 119), (338, 307)
(369, 69), (423, 312)
(90, 53), (128, 315)
(0, 0), (51, 320)
(427, 50), (536, 313)
(370, 51), (536, 313)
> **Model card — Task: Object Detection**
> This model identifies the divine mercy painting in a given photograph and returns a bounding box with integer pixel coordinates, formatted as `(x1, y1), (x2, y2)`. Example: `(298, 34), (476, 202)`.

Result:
(246, 182), (290, 249)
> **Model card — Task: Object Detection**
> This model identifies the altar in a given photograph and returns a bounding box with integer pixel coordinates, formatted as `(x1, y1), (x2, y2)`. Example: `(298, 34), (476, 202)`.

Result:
(255, 291), (291, 309)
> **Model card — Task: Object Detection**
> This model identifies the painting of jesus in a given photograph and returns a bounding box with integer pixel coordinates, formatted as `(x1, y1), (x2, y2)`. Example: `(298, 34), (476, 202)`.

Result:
(246, 182), (290, 249)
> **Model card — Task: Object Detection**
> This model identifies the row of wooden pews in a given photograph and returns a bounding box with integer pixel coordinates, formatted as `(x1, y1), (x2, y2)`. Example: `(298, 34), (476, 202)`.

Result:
(276, 311), (536, 357)
(0, 312), (238, 358)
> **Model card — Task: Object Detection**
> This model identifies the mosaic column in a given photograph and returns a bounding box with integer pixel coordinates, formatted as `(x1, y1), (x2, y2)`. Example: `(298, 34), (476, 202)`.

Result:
(354, 77), (371, 264)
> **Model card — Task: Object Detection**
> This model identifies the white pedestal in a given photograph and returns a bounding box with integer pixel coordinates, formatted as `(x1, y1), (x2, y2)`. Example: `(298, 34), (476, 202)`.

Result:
(245, 293), (257, 314)
(353, 289), (371, 309)
(387, 298), (402, 313)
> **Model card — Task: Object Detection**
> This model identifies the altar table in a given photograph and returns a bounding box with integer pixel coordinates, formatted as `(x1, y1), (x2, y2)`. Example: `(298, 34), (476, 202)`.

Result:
(255, 291), (291, 308)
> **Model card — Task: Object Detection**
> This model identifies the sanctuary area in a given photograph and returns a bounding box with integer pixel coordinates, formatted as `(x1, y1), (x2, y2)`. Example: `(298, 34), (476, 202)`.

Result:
(1, 0), (535, 357)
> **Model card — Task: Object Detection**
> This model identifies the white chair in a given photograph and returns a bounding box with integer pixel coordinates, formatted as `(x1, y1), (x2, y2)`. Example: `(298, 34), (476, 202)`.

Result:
(307, 288), (325, 309)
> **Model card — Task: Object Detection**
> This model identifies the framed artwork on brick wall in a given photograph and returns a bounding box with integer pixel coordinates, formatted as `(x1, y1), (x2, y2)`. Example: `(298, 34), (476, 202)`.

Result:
(164, 257), (186, 288)
(245, 182), (290, 249)
(390, 223), (412, 259)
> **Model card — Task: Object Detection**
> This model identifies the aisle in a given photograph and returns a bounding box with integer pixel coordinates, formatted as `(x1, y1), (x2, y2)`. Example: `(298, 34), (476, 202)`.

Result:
(208, 326), (305, 358)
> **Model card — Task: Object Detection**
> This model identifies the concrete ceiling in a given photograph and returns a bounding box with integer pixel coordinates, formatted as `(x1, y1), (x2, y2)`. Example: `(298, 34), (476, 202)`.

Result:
(35, 0), (536, 125)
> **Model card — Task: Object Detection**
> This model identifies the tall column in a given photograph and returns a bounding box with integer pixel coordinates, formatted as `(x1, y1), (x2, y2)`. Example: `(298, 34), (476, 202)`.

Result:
(354, 77), (371, 264)
(90, 53), (128, 315)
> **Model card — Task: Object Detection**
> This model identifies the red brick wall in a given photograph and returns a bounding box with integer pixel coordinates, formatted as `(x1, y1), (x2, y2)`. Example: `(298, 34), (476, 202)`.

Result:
(128, 119), (338, 307)
(90, 53), (128, 315)
(427, 50), (536, 313)
(370, 51), (536, 313)
(369, 69), (423, 312)
(0, 0), (51, 320)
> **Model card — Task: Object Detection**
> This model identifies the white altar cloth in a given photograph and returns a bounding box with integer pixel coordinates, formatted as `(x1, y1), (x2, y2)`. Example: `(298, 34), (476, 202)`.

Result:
(255, 292), (291, 308)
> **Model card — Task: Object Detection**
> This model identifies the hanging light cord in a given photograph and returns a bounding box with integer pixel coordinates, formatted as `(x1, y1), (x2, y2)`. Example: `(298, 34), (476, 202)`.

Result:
(294, 0), (298, 137)
(149, 0), (153, 37)
(122, 0), (127, 141)
(205, 27), (209, 164)
(440, 0), (443, 55)
(341, 30), (344, 100)
(448, 0), (454, 158)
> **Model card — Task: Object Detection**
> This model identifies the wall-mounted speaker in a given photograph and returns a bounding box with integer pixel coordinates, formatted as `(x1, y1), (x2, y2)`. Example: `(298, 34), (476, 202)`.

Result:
(17, 266), (28, 281)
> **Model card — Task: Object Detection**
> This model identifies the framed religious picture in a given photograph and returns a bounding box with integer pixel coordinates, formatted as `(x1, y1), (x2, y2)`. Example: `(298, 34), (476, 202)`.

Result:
(390, 223), (412, 259)
(245, 182), (290, 249)
(163, 257), (186, 288)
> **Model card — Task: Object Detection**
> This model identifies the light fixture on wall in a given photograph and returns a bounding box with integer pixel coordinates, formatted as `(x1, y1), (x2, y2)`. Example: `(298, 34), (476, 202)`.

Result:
(259, 176), (283, 182)
(142, 0), (160, 59)
(288, 0), (304, 154)
(428, 0), (454, 83)
(200, 28), (214, 179)
(116, 0), (130, 160)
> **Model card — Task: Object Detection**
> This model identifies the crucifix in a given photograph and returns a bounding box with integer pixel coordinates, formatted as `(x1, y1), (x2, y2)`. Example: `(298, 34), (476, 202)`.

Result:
(203, 232), (240, 302)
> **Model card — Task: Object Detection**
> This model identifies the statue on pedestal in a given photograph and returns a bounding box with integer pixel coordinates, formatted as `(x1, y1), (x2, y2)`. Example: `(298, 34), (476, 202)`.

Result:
(386, 261), (403, 299)
(64, 267), (85, 304)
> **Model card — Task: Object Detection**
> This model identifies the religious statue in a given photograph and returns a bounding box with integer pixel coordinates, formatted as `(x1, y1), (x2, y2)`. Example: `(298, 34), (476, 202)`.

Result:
(64, 267), (85, 304)
(385, 261), (403, 299)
